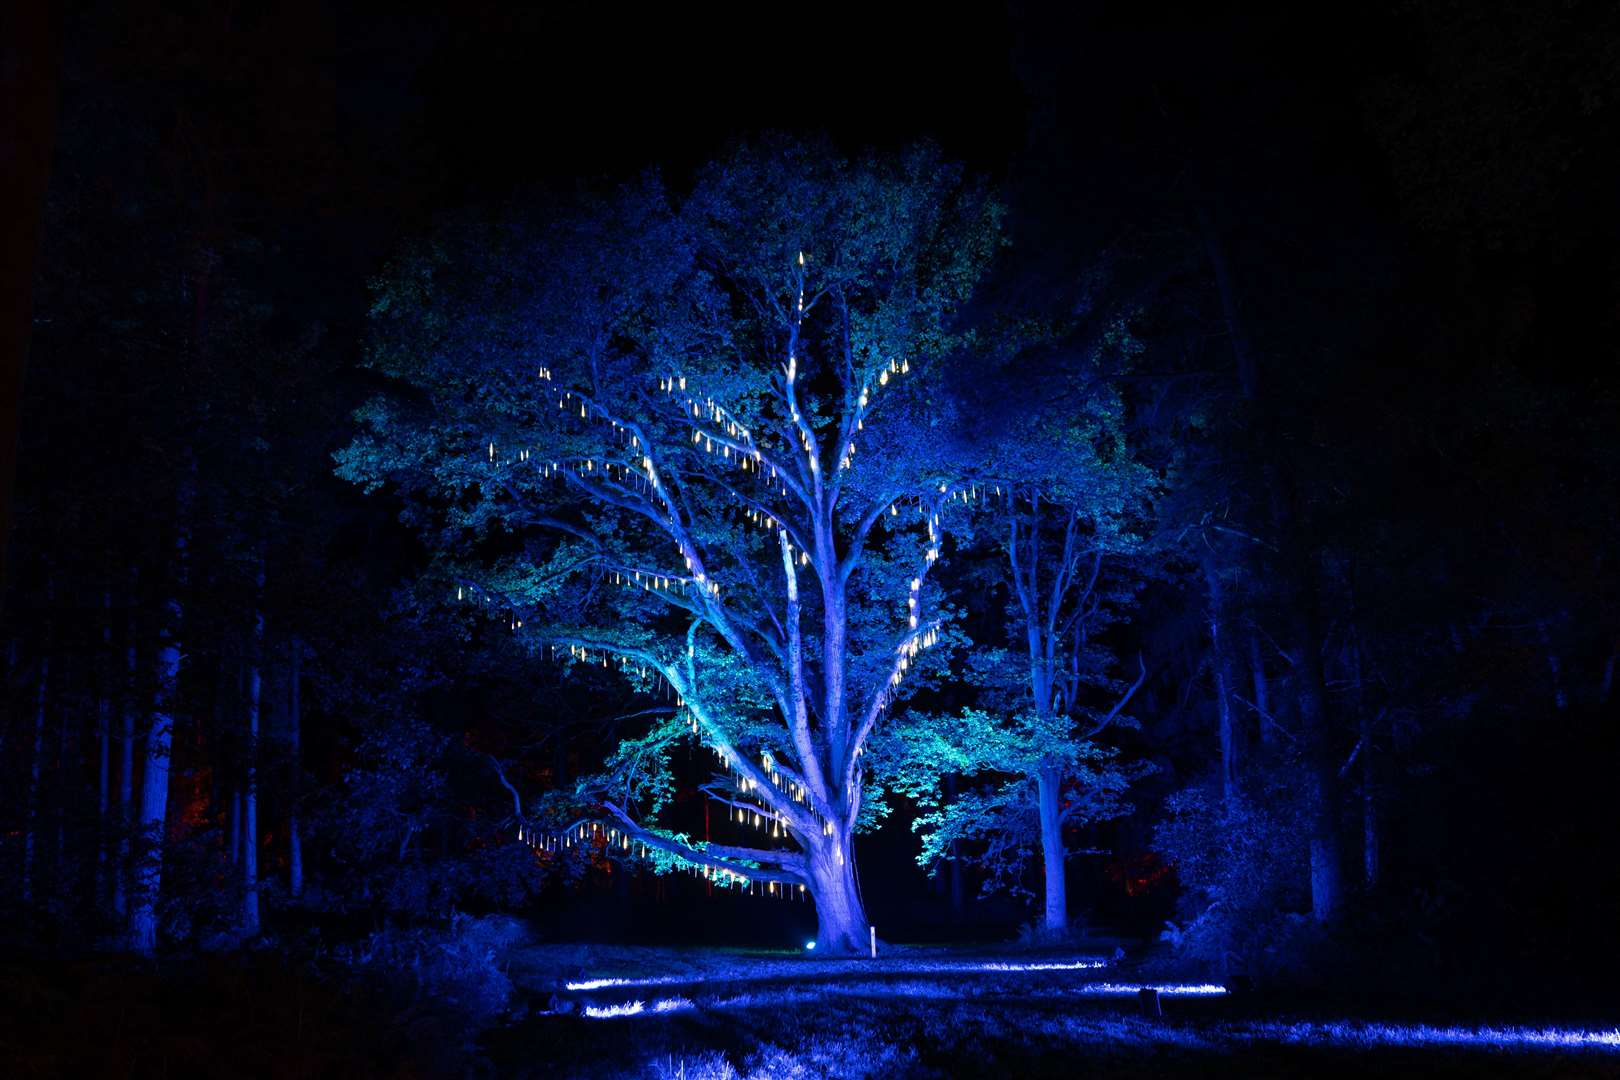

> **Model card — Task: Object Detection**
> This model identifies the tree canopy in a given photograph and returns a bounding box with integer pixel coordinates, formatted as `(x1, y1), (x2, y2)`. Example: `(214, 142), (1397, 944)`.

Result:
(337, 137), (1016, 950)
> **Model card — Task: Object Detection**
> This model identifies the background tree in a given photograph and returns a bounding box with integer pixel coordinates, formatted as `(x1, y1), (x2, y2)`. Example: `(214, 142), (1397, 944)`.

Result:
(877, 322), (1158, 936)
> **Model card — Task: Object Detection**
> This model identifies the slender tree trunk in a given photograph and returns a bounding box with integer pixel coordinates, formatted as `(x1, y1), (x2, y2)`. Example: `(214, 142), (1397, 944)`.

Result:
(1293, 607), (1343, 924)
(0, 638), (13, 766)
(129, 513), (188, 954)
(97, 592), (112, 902)
(1537, 621), (1567, 711)
(54, 655), (73, 892)
(287, 639), (302, 899)
(943, 773), (963, 918)
(1345, 609), (1379, 893)
(1249, 634), (1271, 748)
(1198, 205), (1259, 400)
(114, 589), (136, 919)
(1361, 707), (1378, 891)
(228, 788), (240, 866)
(242, 569), (264, 934)
(1036, 766), (1067, 935)
(1205, 564), (1237, 802)
(1197, 146), (1341, 925)
(1602, 641), (1616, 703)
(22, 652), (47, 905)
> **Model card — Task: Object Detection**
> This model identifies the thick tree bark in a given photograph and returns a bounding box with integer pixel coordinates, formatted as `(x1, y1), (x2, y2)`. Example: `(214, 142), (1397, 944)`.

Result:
(807, 830), (868, 954)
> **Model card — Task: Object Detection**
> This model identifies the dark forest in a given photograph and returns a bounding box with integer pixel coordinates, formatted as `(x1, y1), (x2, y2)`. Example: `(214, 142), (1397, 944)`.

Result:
(2, 3), (1618, 1077)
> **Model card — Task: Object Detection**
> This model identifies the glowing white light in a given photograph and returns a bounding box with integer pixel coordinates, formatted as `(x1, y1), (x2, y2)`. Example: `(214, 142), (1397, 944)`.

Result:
(973, 960), (1108, 973)
(805, 941), (816, 951)
(567, 956), (1115, 995)
(567, 976), (662, 991)
(581, 997), (694, 1019)
(1265, 1022), (1620, 1052)
(1073, 982), (1227, 996)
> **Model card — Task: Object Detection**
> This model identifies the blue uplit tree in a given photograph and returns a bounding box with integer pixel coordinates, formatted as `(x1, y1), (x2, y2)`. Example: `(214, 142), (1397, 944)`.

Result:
(337, 138), (1003, 952)
(876, 340), (1158, 936)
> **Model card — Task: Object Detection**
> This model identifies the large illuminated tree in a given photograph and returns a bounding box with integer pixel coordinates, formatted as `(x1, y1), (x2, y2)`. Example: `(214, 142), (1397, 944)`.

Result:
(338, 140), (1002, 952)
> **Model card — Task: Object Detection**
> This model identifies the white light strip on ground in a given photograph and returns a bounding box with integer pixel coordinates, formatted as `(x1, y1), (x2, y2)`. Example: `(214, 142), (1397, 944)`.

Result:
(1073, 982), (1228, 996)
(566, 957), (1110, 991)
(1262, 1022), (1620, 1051)
(582, 997), (694, 1019)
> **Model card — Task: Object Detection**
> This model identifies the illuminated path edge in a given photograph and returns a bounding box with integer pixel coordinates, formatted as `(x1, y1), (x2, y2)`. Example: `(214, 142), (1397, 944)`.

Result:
(566, 957), (1111, 992)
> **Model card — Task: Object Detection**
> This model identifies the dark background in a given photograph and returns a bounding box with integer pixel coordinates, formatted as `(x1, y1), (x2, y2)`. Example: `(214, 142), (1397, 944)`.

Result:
(3, 0), (1618, 1005)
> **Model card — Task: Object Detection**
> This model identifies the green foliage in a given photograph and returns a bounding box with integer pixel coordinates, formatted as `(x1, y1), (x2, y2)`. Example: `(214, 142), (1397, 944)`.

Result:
(875, 708), (1145, 897)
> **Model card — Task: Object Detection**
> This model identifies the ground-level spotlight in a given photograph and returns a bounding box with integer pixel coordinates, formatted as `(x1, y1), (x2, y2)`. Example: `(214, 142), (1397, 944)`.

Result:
(805, 941), (816, 951)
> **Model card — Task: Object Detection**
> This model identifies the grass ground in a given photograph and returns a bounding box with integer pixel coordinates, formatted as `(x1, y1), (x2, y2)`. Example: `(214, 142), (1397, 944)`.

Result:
(486, 943), (1620, 1079)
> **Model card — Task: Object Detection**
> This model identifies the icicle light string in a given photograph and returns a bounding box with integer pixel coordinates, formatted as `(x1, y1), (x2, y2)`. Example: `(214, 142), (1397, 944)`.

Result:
(517, 811), (807, 899)
(486, 321), (947, 893)
(495, 346), (931, 560)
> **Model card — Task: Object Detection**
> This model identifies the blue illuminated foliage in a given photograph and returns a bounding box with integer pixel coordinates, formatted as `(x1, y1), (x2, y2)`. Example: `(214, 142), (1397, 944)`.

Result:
(337, 137), (1007, 951)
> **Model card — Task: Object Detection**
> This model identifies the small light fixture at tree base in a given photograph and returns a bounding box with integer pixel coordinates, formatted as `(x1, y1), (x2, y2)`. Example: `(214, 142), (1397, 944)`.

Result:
(804, 940), (816, 951)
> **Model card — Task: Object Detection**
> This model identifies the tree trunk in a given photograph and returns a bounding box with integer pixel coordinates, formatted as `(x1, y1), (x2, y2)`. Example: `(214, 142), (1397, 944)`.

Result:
(228, 788), (240, 865)
(1205, 565), (1237, 802)
(114, 596), (136, 919)
(943, 773), (963, 918)
(54, 657), (73, 890)
(242, 574), (264, 934)
(97, 591), (112, 901)
(1537, 621), (1567, 711)
(1293, 610), (1343, 925)
(1361, 706), (1379, 891)
(129, 517), (187, 954)
(1345, 612), (1379, 894)
(287, 639), (302, 899)
(1036, 766), (1067, 935)
(807, 829), (868, 954)
(22, 652), (47, 905)
(1249, 634), (1272, 748)
(0, 639), (13, 766)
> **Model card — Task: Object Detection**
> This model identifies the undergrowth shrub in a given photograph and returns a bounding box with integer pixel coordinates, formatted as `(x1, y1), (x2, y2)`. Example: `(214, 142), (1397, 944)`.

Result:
(334, 912), (529, 1030)
(1152, 771), (1312, 979)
